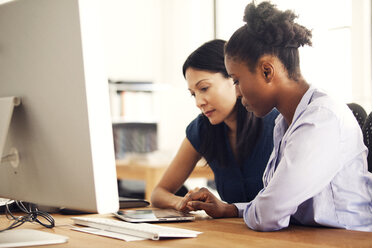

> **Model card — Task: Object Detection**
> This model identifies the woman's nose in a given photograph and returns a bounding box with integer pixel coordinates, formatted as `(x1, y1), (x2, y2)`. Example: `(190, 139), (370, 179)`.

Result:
(195, 94), (206, 108)
(235, 84), (242, 98)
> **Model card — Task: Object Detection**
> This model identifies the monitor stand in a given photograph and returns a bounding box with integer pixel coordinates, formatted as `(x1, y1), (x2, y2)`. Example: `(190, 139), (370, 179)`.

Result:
(0, 97), (67, 247)
(0, 229), (68, 247)
(0, 97), (21, 167)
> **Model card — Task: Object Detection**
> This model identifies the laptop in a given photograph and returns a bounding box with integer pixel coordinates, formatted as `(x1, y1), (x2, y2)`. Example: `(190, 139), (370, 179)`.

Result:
(113, 209), (195, 223)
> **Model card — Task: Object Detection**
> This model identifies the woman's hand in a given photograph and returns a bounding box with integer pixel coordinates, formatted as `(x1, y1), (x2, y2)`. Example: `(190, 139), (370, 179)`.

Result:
(176, 187), (200, 212)
(181, 187), (239, 218)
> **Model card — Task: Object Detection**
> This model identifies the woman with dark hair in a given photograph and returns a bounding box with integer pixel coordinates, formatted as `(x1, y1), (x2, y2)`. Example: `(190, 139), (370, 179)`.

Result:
(183, 2), (372, 232)
(151, 39), (278, 210)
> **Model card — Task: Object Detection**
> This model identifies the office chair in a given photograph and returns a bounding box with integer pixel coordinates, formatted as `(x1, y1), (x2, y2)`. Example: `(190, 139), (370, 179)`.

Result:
(347, 103), (367, 129)
(362, 112), (372, 172)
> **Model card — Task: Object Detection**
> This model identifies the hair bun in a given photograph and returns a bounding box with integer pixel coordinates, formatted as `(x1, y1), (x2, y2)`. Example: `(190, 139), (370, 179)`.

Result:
(243, 2), (312, 48)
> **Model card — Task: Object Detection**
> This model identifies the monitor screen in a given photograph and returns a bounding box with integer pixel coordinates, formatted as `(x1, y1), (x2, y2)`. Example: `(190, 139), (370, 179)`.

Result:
(0, 0), (119, 213)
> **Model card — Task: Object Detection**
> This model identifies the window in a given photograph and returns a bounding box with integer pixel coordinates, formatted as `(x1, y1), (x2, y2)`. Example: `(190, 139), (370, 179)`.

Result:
(216, 0), (371, 111)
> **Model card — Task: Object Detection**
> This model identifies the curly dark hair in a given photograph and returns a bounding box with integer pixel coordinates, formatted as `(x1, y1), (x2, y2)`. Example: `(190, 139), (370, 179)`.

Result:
(225, 1), (312, 81)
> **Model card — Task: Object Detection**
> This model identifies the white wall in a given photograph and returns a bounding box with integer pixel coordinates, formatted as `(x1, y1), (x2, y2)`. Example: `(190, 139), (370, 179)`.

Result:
(154, 0), (214, 154)
(99, 1), (160, 82)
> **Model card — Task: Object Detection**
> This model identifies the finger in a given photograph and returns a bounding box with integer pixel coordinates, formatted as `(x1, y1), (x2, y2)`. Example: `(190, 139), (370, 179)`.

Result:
(184, 188), (196, 198)
(179, 206), (191, 213)
(178, 189), (201, 210)
(181, 189), (203, 205)
(178, 197), (191, 210)
(177, 202), (188, 212)
(185, 204), (197, 212)
(193, 187), (200, 192)
(187, 200), (213, 212)
(188, 189), (210, 201)
(186, 187), (200, 196)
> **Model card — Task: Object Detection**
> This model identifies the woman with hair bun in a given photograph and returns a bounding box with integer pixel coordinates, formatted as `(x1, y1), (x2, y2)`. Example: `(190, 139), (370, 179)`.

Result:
(184, 1), (372, 232)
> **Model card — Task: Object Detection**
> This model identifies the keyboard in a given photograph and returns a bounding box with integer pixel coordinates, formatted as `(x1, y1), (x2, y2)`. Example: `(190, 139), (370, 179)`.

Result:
(71, 217), (201, 240)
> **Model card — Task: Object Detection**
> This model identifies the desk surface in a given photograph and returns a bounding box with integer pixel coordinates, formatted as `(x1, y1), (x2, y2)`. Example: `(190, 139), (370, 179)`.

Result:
(1, 212), (372, 248)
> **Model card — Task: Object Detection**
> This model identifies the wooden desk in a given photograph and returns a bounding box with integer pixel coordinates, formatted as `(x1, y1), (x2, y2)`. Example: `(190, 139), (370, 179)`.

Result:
(116, 160), (214, 201)
(1, 213), (372, 247)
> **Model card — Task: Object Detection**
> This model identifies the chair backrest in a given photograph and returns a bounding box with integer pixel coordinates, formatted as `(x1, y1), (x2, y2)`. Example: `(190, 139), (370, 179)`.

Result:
(347, 103), (367, 129)
(362, 112), (372, 172)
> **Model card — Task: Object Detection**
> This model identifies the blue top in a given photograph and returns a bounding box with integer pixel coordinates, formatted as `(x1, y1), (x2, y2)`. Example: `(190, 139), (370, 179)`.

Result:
(186, 110), (278, 203)
(234, 86), (372, 232)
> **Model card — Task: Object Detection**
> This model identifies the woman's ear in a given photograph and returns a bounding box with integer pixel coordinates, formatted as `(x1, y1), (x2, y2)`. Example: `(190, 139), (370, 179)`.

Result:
(261, 62), (274, 82)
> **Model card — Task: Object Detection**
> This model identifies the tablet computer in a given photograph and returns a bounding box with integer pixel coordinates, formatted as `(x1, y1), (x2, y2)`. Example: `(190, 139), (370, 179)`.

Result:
(113, 209), (195, 223)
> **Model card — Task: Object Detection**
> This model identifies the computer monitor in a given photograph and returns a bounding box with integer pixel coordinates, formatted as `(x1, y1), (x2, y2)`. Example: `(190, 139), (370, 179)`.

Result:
(0, 0), (119, 214)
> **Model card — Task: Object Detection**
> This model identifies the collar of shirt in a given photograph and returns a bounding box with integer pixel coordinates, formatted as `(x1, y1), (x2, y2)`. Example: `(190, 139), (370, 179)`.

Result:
(263, 85), (316, 186)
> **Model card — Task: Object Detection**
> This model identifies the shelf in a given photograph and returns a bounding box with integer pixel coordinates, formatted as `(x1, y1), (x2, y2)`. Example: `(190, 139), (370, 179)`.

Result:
(112, 118), (158, 125)
(109, 81), (154, 92)
(109, 81), (169, 93)
(109, 80), (159, 159)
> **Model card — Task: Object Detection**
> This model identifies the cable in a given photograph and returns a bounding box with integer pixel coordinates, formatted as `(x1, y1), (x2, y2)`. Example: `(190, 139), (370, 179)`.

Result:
(0, 200), (55, 232)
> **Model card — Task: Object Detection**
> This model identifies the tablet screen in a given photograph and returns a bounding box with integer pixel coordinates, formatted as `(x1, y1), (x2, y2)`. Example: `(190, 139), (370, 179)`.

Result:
(114, 209), (195, 223)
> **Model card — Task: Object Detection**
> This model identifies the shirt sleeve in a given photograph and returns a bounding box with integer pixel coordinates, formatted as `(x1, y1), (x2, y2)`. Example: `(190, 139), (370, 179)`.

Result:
(242, 106), (344, 231)
(233, 202), (251, 217)
(186, 114), (204, 152)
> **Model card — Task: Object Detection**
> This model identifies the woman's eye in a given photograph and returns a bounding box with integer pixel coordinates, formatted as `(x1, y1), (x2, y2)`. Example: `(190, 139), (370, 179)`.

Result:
(190, 93), (195, 97)
(200, 87), (208, 92)
(233, 80), (239, 85)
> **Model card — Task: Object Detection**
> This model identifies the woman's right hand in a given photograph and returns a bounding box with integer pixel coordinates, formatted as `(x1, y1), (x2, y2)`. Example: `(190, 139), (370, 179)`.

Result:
(181, 187), (238, 218)
(176, 187), (200, 212)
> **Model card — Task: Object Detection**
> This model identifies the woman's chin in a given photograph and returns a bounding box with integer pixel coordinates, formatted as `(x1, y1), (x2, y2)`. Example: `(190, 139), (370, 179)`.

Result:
(208, 117), (223, 125)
